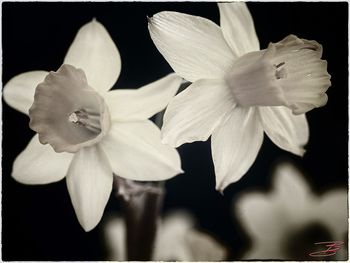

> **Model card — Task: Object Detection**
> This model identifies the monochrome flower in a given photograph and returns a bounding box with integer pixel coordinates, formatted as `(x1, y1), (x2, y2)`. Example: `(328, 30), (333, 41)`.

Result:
(3, 19), (182, 231)
(235, 162), (347, 260)
(148, 3), (331, 191)
(105, 211), (227, 261)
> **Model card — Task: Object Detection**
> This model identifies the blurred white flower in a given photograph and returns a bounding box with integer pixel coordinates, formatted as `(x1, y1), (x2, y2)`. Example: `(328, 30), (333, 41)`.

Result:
(235, 162), (347, 260)
(148, 2), (331, 191)
(105, 211), (227, 261)
(3, 19), (183, 231)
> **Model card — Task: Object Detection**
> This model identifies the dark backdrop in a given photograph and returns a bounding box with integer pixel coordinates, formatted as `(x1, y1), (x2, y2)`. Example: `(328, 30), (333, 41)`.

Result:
(2, 2), (348, 260)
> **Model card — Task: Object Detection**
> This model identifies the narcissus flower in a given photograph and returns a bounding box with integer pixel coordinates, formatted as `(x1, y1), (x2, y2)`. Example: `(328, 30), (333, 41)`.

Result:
(105, 211), (227, 261)
(235, 162), (347, 260)
(3, 19), (182, 231)
(148, 3), (331, 191)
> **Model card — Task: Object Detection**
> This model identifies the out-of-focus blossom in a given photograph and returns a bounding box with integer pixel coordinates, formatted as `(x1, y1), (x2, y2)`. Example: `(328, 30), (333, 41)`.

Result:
(148, 2), (331, 191)
(3, 19), (183, 231)
(235, 162), (347, 260)
(105, 211), (227, 261)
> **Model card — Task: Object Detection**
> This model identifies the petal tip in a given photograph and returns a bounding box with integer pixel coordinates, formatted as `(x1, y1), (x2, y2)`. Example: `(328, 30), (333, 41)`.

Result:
(11, 171), (28, 185)
(161, 131), (187, 148)
(216, 187), (225, 196)
(215, 179), (230, 193)
(81, 222), (96, 232)
(298, 148), (307, 157)
(177, 167), (185, 174)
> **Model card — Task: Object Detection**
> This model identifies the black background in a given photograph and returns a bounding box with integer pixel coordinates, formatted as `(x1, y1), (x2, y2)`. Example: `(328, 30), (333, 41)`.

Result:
(2, 1), (348, 260)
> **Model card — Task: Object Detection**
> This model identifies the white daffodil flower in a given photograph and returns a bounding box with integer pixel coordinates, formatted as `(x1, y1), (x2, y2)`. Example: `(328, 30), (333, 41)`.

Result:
(235, 162), (347, 260)
(105, 211), (227, 261)
(3, 19), (183, 232)
(148, 3), (331, 191)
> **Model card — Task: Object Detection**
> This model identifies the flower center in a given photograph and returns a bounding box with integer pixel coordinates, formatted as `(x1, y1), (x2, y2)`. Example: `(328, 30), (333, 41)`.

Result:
(29, 64), (111, 153)
(68, 109), (101, 134)
(225, 35), (331, 115)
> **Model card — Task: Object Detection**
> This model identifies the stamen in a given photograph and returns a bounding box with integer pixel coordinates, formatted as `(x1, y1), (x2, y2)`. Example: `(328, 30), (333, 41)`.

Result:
(68, 110), (88, 125)
(275, 62), (285, 68)
(274, 62), (287, 79)
(68, 109), (101, 134)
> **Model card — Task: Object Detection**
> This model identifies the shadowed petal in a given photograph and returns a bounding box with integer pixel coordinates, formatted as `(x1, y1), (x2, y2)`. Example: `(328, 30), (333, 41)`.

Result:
(218, 2), (260, 56)
(313, 190), (348, 240)
(162, 78), (235, 148)
(105, 211), (227, 261)
(236, 192), (286, 242)
(105, 73), (182, 121)
(184, 229), (227, 260)
(105, 217), (126, 261)
(211, 107), (263, 191)
(272, 163), (312, 214)
(12, 134), (73, 184)
(235, 162), (348, 260)
(154, 212), (227, 261)
(148, 11), (234, 82)
(64, 19), (121, 92)
(66, 145), (113, 232)
(3, 71), (48, 115)
(100, 120), (182, 181)
(258, 106), (309, 156)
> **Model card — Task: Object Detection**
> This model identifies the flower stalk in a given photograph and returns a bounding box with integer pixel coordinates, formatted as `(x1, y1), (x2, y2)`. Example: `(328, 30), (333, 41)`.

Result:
(115, 177), (164, 260)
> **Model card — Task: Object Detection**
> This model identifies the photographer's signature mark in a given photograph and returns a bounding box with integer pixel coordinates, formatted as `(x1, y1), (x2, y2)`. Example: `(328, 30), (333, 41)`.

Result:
(309, 241), (344, 257)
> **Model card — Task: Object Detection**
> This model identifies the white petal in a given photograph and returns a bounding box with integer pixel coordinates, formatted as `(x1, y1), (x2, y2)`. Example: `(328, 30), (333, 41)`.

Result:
(100, 120), (182, 181)
(235, 192), (286, 243)
(235, 164), (308, 259)
(12, 134), (73, 184)
(64, 19), (121, 92)
(3, 71), (48, 115)
(154, 211), (227, 261)
(272, 162), (311, 215)
(243, 245), (285, 260)
(315, 190), (348, 240)
(162, 78), (235, 148)
(104, 217), (126, 261)
(218, 2), (260, 56)
(66, 145), (113, 231)
(185, 230), (227, 261)
(148, 11), (235, 82)
(154, 212), (195, 260)
(104, 73), (182, 121)
(258, 106), (309, 156)
(211, 107), (263, 191)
